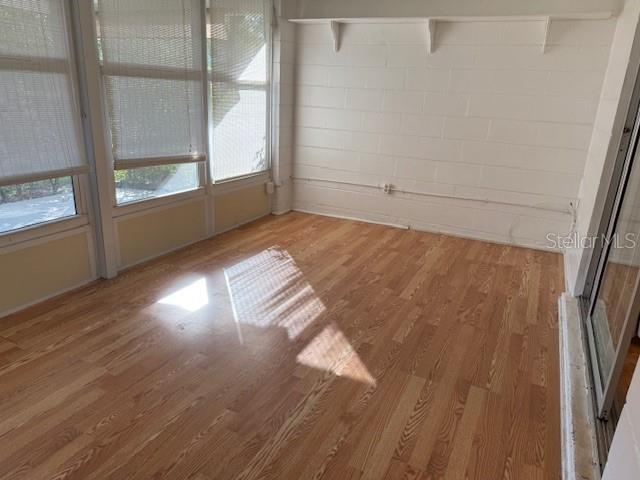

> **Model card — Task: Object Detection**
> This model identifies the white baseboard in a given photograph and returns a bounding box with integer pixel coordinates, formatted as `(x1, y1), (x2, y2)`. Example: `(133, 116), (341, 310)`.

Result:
(293, 207), (410, 230)
(272, 208), (292, 216)
(293, 205), (557, 252)
(563, 247), (583, 296)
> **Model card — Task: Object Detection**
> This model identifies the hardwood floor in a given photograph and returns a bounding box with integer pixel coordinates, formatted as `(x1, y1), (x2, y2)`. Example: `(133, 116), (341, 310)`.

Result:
(0, 212), (563, 480)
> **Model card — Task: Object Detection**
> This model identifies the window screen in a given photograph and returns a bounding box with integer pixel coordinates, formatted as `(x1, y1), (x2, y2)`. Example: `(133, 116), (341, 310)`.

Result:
(0, 0), (88, 186)
(96, 0), (206, 170)
(208, 0), (270, 181)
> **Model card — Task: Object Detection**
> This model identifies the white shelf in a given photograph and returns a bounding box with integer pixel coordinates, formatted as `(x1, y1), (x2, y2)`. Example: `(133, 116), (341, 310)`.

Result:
(287, 12), (613, 24)
(288, 12), (613, 54)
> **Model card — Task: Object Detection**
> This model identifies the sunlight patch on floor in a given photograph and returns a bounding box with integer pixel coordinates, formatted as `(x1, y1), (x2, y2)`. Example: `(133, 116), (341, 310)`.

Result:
(296, 324), (376, 386)
(158, 278), (209, 313)
(224, 247), (326, 340)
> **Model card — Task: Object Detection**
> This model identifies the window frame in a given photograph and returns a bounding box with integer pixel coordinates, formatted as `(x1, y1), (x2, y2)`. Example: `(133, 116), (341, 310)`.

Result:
(207, 0), (273, 184)
(90, 0), (209, 208)
(0, 0), (90, 242)
(1, 0), (275, 243)
(112, 162), (207, 209)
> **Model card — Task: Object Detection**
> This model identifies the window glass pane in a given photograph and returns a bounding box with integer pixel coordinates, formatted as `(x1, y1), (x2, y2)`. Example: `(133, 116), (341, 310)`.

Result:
(210, 85), (267, 180)
(0, 177), (76, 233)
(1, 0), (67, 58)
(1, 70), (83, 179)
(115, 163), (200, 205)
(1, 0), (87, 182)
(208, 0), (269, 181)
(104, 76), (204, 161)
(97, 0), (202, 69)
(209, 3), (267, 82)
(96, 0), (205, 164)
(590, 145), (640, 389)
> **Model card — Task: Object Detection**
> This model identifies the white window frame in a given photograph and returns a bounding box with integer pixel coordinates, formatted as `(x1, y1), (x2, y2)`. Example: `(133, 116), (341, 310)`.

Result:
(111, 163), (208, 210)
(90, 0), (209, 210)
(0, 0), (91, 243)
(207, 0), (273, 184)
(0, 0), (275, 245)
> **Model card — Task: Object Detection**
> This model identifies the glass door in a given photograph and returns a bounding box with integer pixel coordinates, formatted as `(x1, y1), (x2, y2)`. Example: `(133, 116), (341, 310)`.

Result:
(586, 116), (640, 422)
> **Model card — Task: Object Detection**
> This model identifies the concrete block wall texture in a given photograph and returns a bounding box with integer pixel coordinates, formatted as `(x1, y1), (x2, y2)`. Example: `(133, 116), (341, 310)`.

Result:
(287, 4), (640, 476)
(291, 18), (617, 249)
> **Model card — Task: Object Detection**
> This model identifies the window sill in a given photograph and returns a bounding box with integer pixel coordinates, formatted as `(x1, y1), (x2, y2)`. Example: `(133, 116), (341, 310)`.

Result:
(112, 187), (207, 219)
(0, 215), (90, 250)
(212, 171), (271, 196)
(0, 174), (271, 249)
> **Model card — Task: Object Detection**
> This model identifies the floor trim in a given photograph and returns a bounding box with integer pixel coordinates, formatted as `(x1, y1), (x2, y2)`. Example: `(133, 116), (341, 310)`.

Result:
(292, 205), (559, 252)
(292, 207), (410, 230)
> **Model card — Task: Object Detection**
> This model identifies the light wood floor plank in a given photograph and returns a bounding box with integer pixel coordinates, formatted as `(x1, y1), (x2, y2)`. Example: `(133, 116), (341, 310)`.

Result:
(0, 212), (562, 479)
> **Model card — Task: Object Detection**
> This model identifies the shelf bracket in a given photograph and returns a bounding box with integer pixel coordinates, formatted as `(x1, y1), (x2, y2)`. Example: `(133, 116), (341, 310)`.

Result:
(329, 20), (341, 52)
(427, 19), (436, 54)
(542, 17), (551, 53)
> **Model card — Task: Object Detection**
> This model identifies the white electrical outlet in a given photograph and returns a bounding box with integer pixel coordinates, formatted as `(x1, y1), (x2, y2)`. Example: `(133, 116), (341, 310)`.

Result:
(265, 181), (275, 195)
(382, 183), (393, 194)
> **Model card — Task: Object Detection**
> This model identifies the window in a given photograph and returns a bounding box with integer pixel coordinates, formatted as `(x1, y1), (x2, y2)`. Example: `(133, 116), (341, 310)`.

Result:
(114, 163), (200, 205)
(0, 0), (88, 233)
(0, 177), (76, 234)
(95, 0), (206, 205)
(208, 0), (270, 181)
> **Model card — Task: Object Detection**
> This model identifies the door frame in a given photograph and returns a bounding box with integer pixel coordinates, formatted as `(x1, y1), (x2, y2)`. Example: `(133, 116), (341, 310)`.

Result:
(578, 62), (640, 466)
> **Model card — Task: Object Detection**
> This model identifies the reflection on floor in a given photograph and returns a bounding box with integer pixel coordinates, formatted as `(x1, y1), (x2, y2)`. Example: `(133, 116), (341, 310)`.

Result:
(596, 261), (639, 350)
(593, 257), (640, 389)
(224, 247), (326, 341)
(0, 212), (563, 479)
(592, 299), (617, 376)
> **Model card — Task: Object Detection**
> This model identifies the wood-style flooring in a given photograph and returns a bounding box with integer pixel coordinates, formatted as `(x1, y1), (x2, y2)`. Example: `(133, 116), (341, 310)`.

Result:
(0, 212), (563, 479)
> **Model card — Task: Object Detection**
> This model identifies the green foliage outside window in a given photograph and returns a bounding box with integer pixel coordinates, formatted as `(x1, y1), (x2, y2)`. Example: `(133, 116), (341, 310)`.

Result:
(114, 164), (179, 191)
(0, 177), (73, 204)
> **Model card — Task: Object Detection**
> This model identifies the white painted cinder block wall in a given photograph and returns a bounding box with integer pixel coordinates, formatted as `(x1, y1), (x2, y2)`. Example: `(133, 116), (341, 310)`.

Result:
(290, 19), (616, 249)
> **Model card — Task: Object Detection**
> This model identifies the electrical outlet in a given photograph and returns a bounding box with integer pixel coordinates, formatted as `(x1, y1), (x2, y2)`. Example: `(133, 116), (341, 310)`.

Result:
(265, 181), (275, 195)
(382, 183), (393, 194)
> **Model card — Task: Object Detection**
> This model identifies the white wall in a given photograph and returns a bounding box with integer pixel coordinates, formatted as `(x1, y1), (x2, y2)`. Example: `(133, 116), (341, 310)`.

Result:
(291, 19), (615, 249)
(603, 360), (640, 479)
(565, 0), (640, 294)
